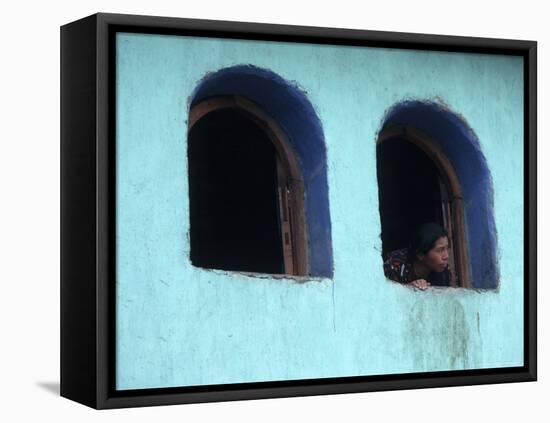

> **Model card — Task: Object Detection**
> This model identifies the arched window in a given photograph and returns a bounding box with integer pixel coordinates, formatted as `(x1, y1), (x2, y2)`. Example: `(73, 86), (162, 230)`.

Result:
(187, 65), (333, 278)
(377, 100), (499, 289)
(188, 96), (307, 275)
(377, 126), (469, 287)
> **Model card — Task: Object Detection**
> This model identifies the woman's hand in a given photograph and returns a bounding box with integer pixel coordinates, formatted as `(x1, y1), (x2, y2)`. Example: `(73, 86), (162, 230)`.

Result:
(409, 279), (430, 290)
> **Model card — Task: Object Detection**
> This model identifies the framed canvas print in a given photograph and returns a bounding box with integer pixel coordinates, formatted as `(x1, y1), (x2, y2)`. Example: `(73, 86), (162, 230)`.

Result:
(60, 13), (537, 409)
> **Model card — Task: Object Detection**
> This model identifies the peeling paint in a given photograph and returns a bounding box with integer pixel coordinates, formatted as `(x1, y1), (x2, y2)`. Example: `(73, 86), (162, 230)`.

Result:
(407, 298), (469, 371)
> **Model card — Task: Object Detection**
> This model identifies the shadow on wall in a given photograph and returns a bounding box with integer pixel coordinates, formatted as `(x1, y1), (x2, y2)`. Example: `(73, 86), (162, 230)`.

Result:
(36, 381), (60, 396)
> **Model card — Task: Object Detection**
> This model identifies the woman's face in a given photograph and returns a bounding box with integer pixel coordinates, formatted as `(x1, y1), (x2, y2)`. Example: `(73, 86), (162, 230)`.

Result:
(420, 236), (449, 273)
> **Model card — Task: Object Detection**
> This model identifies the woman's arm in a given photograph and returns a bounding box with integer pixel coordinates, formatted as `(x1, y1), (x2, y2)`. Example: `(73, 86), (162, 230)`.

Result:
(408, 279), (430, 290)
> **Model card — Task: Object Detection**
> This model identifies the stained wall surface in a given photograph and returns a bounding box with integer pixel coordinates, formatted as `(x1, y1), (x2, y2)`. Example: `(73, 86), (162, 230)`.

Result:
(116, 32), (524, 389)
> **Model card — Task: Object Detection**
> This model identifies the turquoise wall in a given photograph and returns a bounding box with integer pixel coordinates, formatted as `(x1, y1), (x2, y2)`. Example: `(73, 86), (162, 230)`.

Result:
(116, 32), (524, 389)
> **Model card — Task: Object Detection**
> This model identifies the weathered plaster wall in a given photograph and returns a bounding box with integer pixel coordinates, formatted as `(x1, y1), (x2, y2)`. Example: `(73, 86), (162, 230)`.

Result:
(116, 33), (524, 389)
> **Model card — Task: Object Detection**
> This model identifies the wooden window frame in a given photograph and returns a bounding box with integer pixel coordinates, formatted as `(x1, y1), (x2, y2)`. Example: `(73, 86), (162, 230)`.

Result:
(377, 124), (471, 288)
(188, 95), (309, 276)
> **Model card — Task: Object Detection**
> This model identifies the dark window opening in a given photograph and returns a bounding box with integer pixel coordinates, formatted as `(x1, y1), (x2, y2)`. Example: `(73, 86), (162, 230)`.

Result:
(377, 137), (444, 255)
(188, 108), (287, 274)
(377, 135), (462, 287)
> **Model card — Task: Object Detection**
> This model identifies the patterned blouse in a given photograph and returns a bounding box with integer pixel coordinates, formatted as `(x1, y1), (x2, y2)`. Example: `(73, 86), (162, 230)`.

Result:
(383, 248), (450, 286)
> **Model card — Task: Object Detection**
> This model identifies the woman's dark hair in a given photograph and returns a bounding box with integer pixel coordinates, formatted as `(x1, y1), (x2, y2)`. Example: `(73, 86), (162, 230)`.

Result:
(409, 222), (448, 259)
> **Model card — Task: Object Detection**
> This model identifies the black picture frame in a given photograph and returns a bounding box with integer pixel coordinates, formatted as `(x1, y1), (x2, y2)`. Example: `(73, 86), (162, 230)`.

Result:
(60, 12), (537, 409)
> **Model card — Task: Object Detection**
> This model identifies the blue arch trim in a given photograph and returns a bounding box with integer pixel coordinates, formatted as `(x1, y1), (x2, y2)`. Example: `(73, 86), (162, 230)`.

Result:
(381, 100), (499, 289)
(190, 65), (333, 278)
